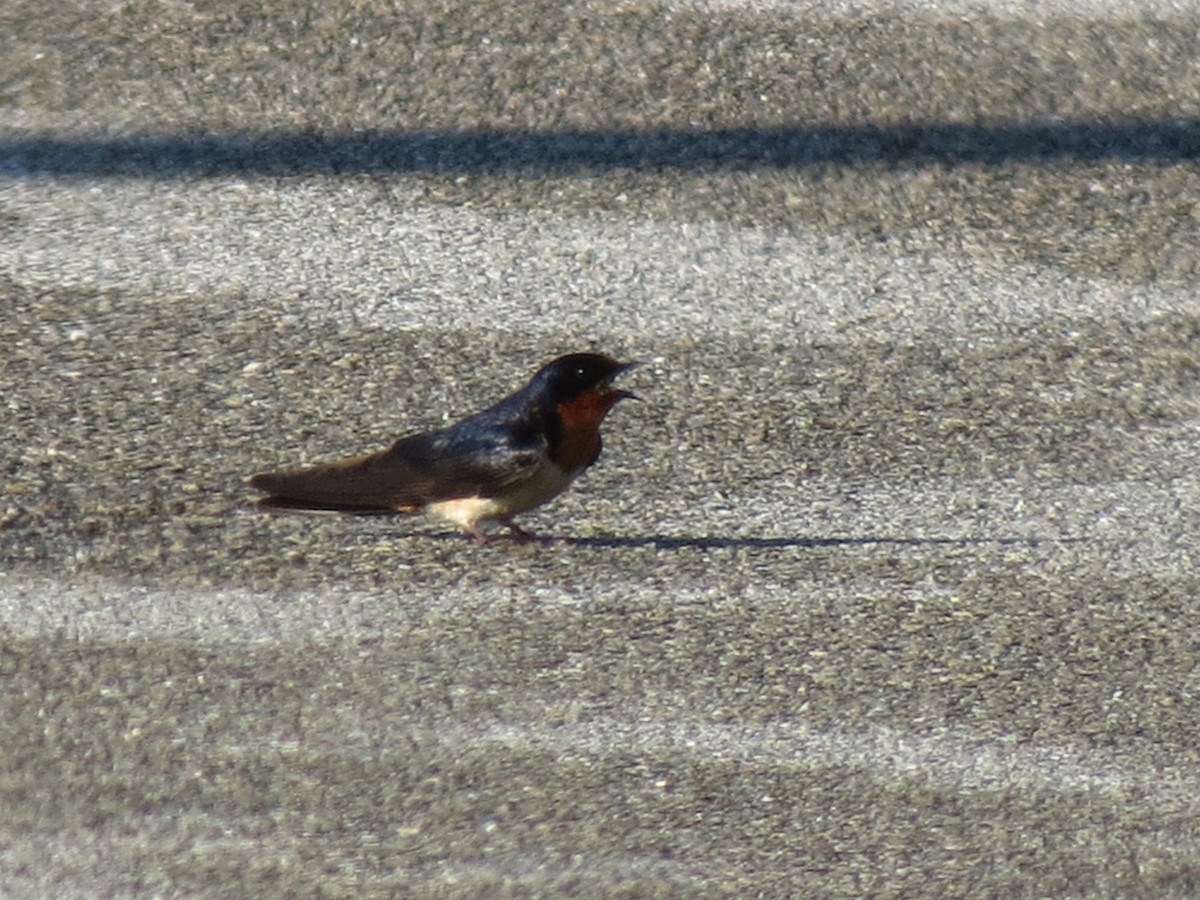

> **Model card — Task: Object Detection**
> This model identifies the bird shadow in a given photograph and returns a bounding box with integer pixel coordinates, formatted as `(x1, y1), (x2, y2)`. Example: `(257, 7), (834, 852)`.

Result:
(421, 532), (1082, 550)
(247, 505), (1083, 549)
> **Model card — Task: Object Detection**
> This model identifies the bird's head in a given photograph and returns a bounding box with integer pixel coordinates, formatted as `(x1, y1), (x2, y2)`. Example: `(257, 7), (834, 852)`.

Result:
(528, 353), (638, 410)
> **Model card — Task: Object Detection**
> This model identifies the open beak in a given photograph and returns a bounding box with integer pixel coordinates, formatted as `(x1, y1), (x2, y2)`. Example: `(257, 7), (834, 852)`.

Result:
(610, 361), (640, 402)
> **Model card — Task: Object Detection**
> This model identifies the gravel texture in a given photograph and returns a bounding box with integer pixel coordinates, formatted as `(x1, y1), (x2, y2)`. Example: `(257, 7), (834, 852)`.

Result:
(3, 0), (1200, 896)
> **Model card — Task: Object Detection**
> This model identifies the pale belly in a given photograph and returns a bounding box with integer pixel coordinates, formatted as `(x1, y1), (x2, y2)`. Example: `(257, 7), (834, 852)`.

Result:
(425, 461), (575, 528)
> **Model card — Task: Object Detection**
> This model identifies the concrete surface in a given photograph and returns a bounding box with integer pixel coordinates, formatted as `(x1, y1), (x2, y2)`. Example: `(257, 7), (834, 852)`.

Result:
(2, 0), (1200, 895)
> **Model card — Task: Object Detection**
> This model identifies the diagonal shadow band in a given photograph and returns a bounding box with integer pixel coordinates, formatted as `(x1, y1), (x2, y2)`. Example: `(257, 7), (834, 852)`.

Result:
(2, 121), (1197, 178)
(248, 510), (1083, 549)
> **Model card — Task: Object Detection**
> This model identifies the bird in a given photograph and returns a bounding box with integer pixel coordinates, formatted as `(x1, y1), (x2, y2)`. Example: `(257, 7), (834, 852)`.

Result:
(248, 352), (637, 545)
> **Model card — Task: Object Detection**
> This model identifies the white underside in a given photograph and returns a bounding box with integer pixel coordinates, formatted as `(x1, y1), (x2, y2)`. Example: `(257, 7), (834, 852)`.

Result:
(425, 461), (576, 530)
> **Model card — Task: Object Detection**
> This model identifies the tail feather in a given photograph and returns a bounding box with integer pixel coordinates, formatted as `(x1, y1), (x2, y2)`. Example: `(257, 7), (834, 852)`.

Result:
(248, 450), (423, 513)
(253, 494), (403, 515)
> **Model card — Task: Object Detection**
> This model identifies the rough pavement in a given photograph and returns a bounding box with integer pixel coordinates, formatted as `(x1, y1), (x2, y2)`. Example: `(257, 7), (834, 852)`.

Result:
(3, 0), (1200, 895)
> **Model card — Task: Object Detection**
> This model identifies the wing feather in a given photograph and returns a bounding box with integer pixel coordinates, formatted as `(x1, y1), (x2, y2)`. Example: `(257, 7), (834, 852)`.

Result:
(249, 413), (547, 513)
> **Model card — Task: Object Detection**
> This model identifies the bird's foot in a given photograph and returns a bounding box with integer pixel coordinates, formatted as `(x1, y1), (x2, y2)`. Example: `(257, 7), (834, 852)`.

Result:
(464, 520), (557, 547)
(465, 524), (493, 546)
(501, 519), (558, 546)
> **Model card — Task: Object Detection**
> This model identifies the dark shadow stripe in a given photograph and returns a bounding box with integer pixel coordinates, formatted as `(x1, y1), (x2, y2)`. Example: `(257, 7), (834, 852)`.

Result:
(3, 120), (1198, 178)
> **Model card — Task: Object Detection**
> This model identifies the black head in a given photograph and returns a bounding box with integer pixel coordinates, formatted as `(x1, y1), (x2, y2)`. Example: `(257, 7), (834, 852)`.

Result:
(526, 353), (636, 406)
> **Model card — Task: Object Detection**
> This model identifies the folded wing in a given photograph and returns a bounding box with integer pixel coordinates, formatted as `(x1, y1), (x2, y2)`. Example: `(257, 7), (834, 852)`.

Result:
(249, 417), (547, 514)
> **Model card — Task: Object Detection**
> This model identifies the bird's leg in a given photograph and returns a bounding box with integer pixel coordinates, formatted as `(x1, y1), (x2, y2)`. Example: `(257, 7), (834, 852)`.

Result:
(500, 518), (540, 544)
(464, 523), (492, 546)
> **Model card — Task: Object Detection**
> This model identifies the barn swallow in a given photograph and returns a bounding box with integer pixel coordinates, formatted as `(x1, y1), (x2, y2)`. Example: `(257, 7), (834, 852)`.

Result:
(248, 352), (636, 545)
